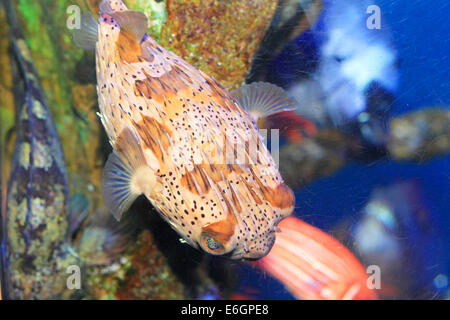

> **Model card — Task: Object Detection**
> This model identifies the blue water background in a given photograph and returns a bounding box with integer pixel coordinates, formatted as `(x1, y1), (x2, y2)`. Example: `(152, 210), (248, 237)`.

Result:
(237, 0), (450, 299)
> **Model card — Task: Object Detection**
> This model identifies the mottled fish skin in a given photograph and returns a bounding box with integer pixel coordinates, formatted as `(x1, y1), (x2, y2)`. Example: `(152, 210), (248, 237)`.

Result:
(2, 0), (79, 299)
(97, 0), (294, 259)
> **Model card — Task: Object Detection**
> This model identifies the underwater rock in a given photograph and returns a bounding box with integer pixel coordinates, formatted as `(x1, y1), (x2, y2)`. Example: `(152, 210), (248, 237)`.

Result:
(82, 230), (186, 300)
(278, 108), (450, 190)
(77, 203), (222, 300)
(160, 0), (277, 90)
(0, 4), (15, 187)
(5, 0), (104, 209)
(388, 108), (450, 162)
(247, 0), (323, 83)
(279, 130), (355, 189)
(2, 0), (80, 299)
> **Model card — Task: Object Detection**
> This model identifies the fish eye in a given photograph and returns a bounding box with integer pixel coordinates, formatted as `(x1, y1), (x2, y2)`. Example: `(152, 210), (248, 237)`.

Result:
(200, 233), (225, 255)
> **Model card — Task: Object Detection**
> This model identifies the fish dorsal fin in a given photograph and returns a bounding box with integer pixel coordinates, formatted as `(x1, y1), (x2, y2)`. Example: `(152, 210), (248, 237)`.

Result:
(231, 82), (297, 122)
(111, 10), (148, 41)
(73, 12), (98, 51)
(101, 127), (155, 221)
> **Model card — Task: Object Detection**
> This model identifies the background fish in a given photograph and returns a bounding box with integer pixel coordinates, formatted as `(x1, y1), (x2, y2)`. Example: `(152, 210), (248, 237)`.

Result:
(74, 0), (297, 260)
(251, 216), (378, 300)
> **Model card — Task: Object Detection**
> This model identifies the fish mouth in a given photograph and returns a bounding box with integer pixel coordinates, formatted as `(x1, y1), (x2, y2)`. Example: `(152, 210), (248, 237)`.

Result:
(230, 247), (269, 261)
(221, 248), (239, 259)
(238, 255), (262, 262)
(229, 232), (276, 260)
(197, 230), (277, 260)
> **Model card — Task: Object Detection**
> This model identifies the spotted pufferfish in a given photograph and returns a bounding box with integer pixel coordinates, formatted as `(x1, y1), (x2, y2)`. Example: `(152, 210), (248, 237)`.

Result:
(74, 0), (296, 260)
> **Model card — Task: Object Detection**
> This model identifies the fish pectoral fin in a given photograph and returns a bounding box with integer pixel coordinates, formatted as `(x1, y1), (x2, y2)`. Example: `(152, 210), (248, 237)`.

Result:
(101, 152), (140, 221)
(111, 10), (149, 42)
(101, 128), (155, 221)
(73, 12), (98, 51)
(231, 82), (298, 123)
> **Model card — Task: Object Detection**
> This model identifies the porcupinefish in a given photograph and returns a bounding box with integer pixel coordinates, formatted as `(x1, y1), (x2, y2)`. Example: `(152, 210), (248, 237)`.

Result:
(74, 0), (296, 260)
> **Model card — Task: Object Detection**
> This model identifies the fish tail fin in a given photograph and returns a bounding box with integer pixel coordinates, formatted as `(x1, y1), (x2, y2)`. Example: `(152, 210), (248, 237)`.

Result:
(252, 216), (378, 300)
(101, 127), (156, 221)
(72, 12), (98, 51)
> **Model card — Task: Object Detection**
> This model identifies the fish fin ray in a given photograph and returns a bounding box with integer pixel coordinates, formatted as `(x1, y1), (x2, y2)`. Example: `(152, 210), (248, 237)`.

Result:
(73, 12), (98, 51)
(101, 127), (152, 221)
(231, 82), (297, 122)
(101, 152), (139, 221)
